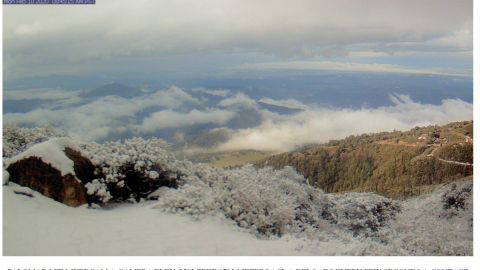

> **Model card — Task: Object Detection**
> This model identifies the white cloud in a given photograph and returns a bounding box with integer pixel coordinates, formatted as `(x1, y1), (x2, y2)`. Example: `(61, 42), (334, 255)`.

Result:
(235, 61), (470, 77)
(145, 86), (200, 109)
(218, 93), (257, 109)
(217, 95), (473, 152)
(3, 86), (201, 141)
(13, 21), (43, 36)
(425, 29), (473, 51)
(139, 109), (235, 133)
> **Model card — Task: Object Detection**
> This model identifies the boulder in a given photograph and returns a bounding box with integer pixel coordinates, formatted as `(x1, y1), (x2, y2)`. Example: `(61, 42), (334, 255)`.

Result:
(5, 138), (95, 207)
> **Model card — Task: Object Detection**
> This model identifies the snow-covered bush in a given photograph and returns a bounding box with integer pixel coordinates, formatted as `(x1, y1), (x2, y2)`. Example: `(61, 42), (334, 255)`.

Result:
(158, 165), (312, 236)
(326, 193), (400, 236)
(80, 138), (180, 203)
(157, 164), (400, 237)
(84, 179), (112, 203)
(441, 182), (472, 210)
(378, 180), (473, 255)
(3, 125), (66, 158)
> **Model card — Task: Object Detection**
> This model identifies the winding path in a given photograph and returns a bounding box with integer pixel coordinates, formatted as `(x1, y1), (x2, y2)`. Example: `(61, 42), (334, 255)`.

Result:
(375, 139), (473, 167)
(436, 158), (473, 167)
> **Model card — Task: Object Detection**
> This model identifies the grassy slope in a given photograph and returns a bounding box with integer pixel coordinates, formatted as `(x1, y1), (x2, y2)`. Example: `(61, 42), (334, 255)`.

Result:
(181, 149), (275, 168)
(256, 121), (473, 198)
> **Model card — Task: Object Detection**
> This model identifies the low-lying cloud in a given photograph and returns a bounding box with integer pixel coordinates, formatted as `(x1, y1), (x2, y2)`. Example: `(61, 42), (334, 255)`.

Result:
(3, 86), (472, 152)
(139, 109), (236, 133)
(3, 86), (202, 141)
(191, 88), (231, 97)
(217, 94), (473, 152)
(218, 92), (258, 110)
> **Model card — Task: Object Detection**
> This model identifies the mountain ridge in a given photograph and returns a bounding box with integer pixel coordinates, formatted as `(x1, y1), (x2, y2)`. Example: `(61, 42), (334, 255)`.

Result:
(256, 121), (473, 198)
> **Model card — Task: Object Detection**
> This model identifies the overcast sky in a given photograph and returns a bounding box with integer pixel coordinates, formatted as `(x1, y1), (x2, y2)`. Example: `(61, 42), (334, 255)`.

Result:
(3, 0), (473, 81)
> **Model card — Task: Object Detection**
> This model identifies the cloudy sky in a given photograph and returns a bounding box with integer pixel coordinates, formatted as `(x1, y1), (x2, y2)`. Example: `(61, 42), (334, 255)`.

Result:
(2, 0), (474, 151)
(3, 0), (473, 81)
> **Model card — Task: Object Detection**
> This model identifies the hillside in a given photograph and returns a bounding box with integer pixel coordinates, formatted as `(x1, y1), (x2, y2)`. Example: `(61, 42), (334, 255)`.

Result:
(256, 121), (473, 198)
(174, 128), (275, 168)
(186, 149), (274, 168)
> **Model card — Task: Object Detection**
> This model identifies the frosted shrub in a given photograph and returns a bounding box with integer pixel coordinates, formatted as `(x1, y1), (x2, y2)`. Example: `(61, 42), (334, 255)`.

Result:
(326, 193), (400, 236)
(79, 138), (179, 203)
(158, 165), (309, 236)
(379, 180), (473, 255)
(85, 179), (112, 202)
(157, 164), (400, 237)
(216, 166), (300, 235)
(3, 125), (65, 158)
(441, 182), (472, 210)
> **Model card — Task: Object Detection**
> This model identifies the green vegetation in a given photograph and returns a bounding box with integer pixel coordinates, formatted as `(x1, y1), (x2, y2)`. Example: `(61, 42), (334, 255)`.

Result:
(209, 150), (274, 168)
(435, 144), (473, 164)
(185, 149), (275, 168)
(257, 121), (473, 198)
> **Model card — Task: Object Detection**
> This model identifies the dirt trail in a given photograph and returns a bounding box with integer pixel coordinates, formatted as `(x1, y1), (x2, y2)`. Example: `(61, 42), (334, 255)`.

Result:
(375, 140), (422, 147)
(375, 140), (473, 166)
(436, 158), (473, 167)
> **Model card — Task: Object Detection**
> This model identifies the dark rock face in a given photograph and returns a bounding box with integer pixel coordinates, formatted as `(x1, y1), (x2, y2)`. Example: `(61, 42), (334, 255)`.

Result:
(7, 157), (87, 207)
(64, 147), (96, 183)
(6, 148), (96, 207)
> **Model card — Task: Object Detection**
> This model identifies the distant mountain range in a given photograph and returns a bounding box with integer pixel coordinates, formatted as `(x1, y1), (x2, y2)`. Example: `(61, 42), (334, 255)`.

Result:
(80, 82), (144, 98)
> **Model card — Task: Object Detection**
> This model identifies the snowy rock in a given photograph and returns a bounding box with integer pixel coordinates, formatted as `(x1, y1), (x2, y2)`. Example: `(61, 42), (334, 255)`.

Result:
(5, 138), (96, 207)
(6, 138), (80, 176)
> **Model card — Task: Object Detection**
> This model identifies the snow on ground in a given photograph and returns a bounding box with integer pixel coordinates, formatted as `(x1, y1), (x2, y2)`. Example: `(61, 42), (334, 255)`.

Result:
(3, 179), (473, 256)
(3, 183), (308, 256)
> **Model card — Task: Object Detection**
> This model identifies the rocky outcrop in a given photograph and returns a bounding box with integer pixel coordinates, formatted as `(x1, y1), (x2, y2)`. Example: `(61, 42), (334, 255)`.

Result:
(6, 149), (94, 207)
